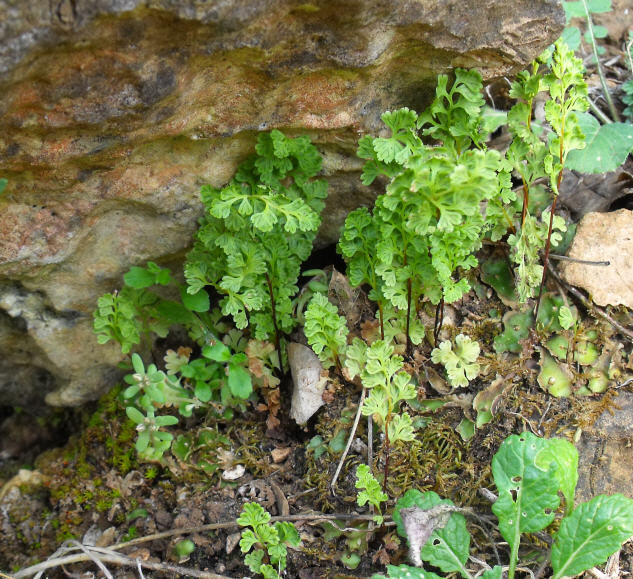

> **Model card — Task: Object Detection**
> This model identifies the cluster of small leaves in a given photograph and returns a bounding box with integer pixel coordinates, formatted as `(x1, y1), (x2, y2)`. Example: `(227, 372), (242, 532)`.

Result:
(355, 464), (388, 525)
(543, 41), (590, 185)
(375, 432), (633, 579)
(93, 262), (213, 354)
(237, 502), (301, 579)
(185, 130), (327, 345)
(123, 345), (252, 461)
(304, 292), (349, 371)
(345, 339), (416, 444)
(503, 40), (587, 301)
(430, 334), (481, 388)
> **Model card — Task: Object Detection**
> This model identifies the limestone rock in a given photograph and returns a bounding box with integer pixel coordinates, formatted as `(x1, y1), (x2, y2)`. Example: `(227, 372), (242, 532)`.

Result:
(560, 210), (633, 309)
(0, 1), (564, 407)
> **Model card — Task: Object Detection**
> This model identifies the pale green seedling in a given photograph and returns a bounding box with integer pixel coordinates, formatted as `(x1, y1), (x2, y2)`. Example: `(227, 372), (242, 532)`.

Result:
(431, 334), (481, 388)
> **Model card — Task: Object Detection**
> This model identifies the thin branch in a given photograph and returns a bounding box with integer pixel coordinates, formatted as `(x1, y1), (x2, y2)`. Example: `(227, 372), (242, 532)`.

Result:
(549, 254), (610, 266)
(15, 546), (233, 579)
(113, 512), (379, 553)
(587, 96), (612, 124)
(15, 512), (384, 579)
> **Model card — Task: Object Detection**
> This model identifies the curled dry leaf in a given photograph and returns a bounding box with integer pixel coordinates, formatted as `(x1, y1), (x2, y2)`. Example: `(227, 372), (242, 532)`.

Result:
(399, 504), (458, 567)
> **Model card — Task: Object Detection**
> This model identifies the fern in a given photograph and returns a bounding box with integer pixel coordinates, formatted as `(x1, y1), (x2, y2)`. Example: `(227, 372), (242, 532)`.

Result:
(185, 130), (327, 362)
(347, 69), (508, 348)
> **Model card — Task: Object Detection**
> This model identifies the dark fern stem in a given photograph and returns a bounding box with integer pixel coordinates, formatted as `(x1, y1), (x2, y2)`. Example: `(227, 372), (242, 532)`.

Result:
(405, 278), (412, 357)
(433, 297), (445, 346)
(382, 415), (392, 494)
(265, 272), (283, 379)
(535, 135), (565, 321)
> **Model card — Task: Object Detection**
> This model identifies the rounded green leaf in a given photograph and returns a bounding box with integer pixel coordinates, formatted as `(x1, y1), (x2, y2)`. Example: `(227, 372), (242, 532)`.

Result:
(155, 300), (195, 325)
(180, 286), (210, 312)
(228, 363), (253, 399)
(393, 490), (469, 575)
(535, 437), (578, 515)
(124, 266), (156, 289)
(566, 113), (633, 173)
(379, 565), (442, 579)
(194, 381), (212, 403)
(126, 406), (146, 424)
(174, 539), (195, 559)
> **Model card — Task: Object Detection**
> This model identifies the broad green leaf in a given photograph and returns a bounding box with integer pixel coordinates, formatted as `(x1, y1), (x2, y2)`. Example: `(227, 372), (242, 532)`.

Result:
(535, 437), (579, 514)
(551, 494), (633, 578)
(155, 300), (196, 325)
(588, 0), (612, 12)
(377, 565), (442, 579)
(590, 24), (608, 38)
(0, 178), (7, 195)
(566, 113), (633, 173)
(180, 286), (210, 312)
(124, 266), (156, 289)
(561, 26), (581, 51)
(202, 342), (232, 362)
(275, 521), (301, 546)
(481, 566), (503, 579)
(194, 381), (212, 402)
(492, 432), (560, 553)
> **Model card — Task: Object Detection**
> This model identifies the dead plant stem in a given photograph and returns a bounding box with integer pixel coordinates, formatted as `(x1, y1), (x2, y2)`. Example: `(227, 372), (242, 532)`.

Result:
(330, 387), (367, 494)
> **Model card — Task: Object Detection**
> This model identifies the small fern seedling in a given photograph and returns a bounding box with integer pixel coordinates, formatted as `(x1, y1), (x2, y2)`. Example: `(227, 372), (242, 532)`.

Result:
(237, 502), (301, 579)
(338, 207), (388, 339)
(345, 338), (417, 490)
(93, 261), (214, 354)
(356, 463), (389, 525)
(431, 334), (481, 389)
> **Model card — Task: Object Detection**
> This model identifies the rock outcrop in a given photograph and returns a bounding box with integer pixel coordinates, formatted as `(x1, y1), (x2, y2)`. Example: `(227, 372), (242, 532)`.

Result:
(0, 0), (564, 408)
